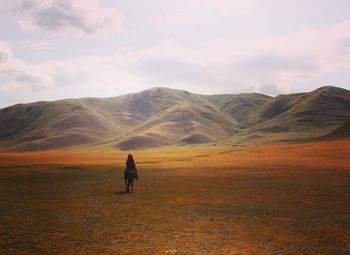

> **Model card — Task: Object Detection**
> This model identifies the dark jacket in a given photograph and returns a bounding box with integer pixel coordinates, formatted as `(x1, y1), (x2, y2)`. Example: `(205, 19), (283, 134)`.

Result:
(126, 157), (136, 170)
(125, 156), (138, 179)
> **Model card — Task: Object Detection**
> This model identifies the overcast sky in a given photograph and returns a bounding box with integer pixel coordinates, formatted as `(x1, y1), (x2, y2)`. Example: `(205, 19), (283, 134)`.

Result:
(0, 0), (350, 107)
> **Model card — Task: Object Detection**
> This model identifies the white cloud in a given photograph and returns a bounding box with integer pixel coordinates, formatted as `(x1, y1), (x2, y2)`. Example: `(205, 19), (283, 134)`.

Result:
(41, 20), (350, 95)
(132, 20), (350, 94)
(0, 42), (54, 91)
(1, 19), (350, 108)
(0, 43), (12, 63)
(253, 83), (284, 95)
(16, 40), (53, 51)
(149, 0), (253, 25)
(13, 0), (124, 37)
(206, 0), (253, 17)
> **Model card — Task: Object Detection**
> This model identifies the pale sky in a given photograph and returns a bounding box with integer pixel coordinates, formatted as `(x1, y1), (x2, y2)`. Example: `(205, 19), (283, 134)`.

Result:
(0, 0), (350, 107)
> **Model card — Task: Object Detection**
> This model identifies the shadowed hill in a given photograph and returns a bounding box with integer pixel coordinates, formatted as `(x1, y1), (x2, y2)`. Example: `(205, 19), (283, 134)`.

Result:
(255, 86), (350, 131)
(322, 121), (350, 139)
(0, 86), (349, 151)
(229, 86), (350, 144)
(203, 93), (271, 127)
(0, 100), (124, 150)
(116, 101), (239, 150)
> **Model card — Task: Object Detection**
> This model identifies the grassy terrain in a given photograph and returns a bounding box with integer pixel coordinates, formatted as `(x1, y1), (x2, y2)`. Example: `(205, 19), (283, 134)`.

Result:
(0, 140), (349, 254)
(1, 86), (349, 151)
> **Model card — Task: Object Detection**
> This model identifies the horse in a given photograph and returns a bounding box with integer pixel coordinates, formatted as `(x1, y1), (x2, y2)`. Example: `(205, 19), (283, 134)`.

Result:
(124, 169), (137, 193)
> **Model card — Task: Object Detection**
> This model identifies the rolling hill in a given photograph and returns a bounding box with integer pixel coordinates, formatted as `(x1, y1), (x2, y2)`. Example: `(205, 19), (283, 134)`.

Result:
(0, 86), (349, 151)
(228, 86), (350, 144)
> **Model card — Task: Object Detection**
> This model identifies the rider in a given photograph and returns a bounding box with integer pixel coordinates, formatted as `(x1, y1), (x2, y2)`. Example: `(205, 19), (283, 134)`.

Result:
(125, 153), (138, 180)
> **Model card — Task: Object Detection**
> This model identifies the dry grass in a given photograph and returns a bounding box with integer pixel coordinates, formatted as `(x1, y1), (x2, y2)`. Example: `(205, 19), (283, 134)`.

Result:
(1, 139), (349, 170)
(0, 140), (349, 254)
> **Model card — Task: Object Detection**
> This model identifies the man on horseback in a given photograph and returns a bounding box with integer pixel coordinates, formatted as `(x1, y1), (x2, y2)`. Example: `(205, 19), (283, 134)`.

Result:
(125, 153), (138, 179)
(124, 153), (138, 192)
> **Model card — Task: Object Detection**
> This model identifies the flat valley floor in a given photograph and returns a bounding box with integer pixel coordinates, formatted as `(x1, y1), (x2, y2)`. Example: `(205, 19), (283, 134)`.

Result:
(0, 140), (349, 254)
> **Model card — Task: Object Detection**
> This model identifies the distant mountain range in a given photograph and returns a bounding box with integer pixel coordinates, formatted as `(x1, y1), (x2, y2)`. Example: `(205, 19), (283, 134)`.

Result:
(0, 86), (349, 151)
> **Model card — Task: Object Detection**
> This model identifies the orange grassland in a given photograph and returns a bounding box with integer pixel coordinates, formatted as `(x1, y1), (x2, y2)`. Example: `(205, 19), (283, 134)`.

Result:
(0, 140), (349, 254)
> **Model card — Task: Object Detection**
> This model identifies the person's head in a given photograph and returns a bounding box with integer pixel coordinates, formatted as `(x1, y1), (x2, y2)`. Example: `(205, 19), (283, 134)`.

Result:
(127, 153), (133, 159)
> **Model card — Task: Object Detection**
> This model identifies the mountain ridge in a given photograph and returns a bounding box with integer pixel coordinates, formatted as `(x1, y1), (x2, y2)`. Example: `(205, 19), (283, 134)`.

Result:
(1, 86), (349, 151)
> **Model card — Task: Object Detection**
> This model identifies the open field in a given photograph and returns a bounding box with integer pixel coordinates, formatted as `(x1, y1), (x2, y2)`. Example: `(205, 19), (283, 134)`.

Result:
(0, 140), (350, 254)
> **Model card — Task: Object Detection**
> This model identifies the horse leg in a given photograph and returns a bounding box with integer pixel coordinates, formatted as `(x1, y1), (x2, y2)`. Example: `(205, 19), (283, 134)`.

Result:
(130, 177), (134, 192)
(125, 177), (129, 193)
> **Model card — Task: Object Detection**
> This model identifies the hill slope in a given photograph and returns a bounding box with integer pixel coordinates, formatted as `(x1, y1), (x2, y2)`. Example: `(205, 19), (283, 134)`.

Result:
(0, 86), (349, 151)
(116, 100), (239, 150)
(228, 86), (350, 144)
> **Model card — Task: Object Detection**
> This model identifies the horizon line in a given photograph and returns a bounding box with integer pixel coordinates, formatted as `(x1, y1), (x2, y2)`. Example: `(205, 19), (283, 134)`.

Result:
(1, 84), (347, 109)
